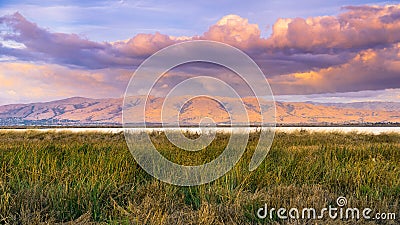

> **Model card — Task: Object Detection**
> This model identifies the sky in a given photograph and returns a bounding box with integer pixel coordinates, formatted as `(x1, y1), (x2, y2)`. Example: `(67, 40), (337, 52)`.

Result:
(0, 0), (400, 104)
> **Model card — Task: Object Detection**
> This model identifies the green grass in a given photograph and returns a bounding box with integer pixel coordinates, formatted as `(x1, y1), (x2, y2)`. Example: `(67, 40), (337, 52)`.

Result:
(0, 130), (399, 224)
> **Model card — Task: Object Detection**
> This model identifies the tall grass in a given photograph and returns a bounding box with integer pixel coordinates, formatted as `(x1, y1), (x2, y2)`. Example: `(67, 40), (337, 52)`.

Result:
(0, 130), (399, 224)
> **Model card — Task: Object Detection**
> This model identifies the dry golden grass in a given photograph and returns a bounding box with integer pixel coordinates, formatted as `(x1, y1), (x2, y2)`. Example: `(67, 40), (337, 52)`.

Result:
(0, 130), (399, 224)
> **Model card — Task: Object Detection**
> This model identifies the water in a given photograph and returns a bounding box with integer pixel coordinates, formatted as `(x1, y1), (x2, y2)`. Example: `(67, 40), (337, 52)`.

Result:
(1, 127), (400, 134)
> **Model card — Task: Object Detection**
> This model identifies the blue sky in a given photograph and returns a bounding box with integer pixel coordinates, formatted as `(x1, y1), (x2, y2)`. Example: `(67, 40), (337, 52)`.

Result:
(0, 0), (396, 41)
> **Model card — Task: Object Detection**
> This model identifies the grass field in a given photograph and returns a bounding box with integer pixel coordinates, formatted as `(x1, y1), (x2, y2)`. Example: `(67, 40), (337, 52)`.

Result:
(0, 130), (399, 224)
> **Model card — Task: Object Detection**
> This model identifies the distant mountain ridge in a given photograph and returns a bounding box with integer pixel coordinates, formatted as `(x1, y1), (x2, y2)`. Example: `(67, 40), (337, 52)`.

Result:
(0, 97), (399, 126)
(0, 97), (122, 126)
(314, 102), (400, 112)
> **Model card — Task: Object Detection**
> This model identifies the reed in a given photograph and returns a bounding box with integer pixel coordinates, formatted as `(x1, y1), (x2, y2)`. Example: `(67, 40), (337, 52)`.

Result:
(0, 130), (399, 224)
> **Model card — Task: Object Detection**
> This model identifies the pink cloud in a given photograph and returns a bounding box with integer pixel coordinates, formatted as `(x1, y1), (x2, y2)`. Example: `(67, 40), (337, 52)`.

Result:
(113, 32), (177, 57)
(267, 5), (400, 52)
(202, 14), (265, 49)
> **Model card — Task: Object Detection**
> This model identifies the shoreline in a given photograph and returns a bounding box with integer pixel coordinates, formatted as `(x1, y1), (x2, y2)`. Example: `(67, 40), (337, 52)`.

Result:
(1, 126), (400, 135)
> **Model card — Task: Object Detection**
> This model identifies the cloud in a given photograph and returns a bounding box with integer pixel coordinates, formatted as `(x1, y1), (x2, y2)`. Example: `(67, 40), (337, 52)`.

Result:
(202, 14), (265, 49)
(146, 62), (259, 98)
(0, 12), (154, 69)
(270, 44), (400, 94)
(0, 61), (131, 104)
(112, 32), (176, 57)
(266, 4), (400, 52)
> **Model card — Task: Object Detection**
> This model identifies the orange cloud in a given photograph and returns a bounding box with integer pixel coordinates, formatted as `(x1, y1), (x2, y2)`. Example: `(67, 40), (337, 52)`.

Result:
(0, 73), (14, 87)
(0, 62), (130, 104)
(270, 45), (400, 94)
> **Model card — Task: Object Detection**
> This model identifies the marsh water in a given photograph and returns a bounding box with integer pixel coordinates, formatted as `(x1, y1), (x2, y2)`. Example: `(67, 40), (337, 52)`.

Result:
(2, 127), (400, 134)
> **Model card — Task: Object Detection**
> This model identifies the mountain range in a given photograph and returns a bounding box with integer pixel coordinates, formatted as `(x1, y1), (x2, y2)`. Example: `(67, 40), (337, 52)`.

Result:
(0, 96), (399, 126)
